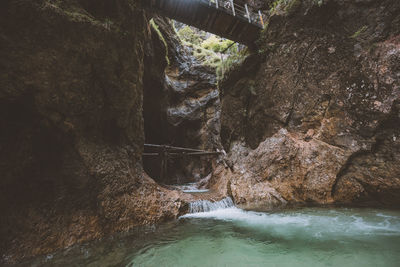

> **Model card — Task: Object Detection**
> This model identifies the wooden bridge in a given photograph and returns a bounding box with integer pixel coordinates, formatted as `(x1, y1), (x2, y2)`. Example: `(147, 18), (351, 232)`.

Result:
(144, 0), (265, 45)
(143, 144), (223, 183)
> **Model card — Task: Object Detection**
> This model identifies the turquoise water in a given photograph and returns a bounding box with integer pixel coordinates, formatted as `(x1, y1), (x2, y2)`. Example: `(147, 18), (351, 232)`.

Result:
(23, 206), (400, 267)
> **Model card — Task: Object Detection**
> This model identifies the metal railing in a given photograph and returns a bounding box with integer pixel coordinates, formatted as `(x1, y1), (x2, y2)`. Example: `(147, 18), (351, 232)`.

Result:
(205, 0), (265, 28)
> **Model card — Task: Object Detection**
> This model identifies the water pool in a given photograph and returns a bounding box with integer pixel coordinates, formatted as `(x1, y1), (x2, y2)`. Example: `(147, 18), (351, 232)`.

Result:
(23, 205), (400, 267)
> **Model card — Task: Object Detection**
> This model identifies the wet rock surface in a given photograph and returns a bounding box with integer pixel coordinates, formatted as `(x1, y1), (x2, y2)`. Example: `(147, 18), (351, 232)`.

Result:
(143, 17), (222, 184)
(1, 0), (399, 264)
(214, 0), (400, 207)
(0, 0), (194, 263)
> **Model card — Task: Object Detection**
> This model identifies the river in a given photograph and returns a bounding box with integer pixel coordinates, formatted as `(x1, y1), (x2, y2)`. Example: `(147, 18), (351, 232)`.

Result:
(23, 199), (400, 267)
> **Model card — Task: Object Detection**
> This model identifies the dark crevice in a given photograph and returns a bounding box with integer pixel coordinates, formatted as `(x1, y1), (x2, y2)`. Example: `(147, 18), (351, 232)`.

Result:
(330, 149), (370, 197)
(284, 36), (318, 127)
(331, 100), (400, 197)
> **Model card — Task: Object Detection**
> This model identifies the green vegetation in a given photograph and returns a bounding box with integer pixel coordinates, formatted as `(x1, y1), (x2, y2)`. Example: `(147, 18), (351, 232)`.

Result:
(201, 36), (235, 53)
(176, 24), (248, 82)
(270, 0), (322, 15)
(177, 26), (205, 45)
(150, 19), (170, 65)
(177, 25), (221, 69)
(270, 0), (291, 13)
(216, 47), (249, 81)
(285, 0), (301, 14)
(181, 40), (221, 69)
(351, 25), (368, 39)
(103, 18), (113, 30)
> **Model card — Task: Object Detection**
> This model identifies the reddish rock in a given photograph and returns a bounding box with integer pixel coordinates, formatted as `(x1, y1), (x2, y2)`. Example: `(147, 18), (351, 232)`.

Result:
(215, 0), (400, 208)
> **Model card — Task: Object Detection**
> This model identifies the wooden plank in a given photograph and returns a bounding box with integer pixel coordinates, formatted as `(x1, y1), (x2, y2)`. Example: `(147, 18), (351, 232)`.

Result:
(159, 0), (167, 10)
(169, 0), (179, 17)
(228, 19), (240, 36)
(207, 9), (218, 30)
(202, 6), (213, 29)
(220, 13), (235, 35)
(237, 22), (248, 42)
(184, 0), (196, 24)
(169, 0), (179, 16)
(171, 0), (182, 21)
(192, 2), (206, 27)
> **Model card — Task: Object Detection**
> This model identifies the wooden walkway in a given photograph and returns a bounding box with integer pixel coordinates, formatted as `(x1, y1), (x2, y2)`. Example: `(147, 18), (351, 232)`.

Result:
(143, 144), (223, 183)
(145, 0), (265, 45)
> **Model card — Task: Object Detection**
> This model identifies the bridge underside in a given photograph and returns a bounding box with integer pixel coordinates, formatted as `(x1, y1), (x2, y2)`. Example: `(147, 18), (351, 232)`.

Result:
(146, 0), (262, 45)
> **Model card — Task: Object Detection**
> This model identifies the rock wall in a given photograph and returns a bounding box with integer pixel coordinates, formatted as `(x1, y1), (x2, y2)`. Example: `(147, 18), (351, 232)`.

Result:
(212, 0), (400, 208)
(0, 0), (191, 263)
(143, 17), (221, 184)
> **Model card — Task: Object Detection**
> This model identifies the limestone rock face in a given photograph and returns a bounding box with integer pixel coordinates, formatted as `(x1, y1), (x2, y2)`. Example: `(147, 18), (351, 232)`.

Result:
(0, 0), (190, 262)
(214, 0), (400, 207)
(210, 129), (348, 208)
(143, 17), (221, 184)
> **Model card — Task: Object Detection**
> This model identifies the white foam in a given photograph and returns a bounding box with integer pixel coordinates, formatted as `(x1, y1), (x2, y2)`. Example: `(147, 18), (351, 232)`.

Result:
(182, 207), (311, 227)
(188, 197), (234, 213)
(182, 189), (209, 193)
(172, 183), (210, 194)
(181, 206), (400, 237)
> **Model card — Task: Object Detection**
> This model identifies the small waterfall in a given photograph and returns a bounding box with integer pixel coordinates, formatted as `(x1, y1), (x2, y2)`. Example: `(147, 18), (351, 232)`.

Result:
(189, 197), (234, 213)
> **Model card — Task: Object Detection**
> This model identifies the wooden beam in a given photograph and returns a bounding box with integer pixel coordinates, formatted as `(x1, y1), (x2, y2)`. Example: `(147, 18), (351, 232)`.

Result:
(228, 18), (240, 35)
(185, 151), (223, 156)
(143, 153), (160, 156)
(144, 151), (223, 157)
(144, 144), (205, 153)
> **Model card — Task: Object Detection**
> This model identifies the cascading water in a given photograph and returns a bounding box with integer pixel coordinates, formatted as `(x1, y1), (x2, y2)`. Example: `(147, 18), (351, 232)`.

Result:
(188, 197), (234, 213)
(171, 183), (209, 193)
(21, 207), (400, 266)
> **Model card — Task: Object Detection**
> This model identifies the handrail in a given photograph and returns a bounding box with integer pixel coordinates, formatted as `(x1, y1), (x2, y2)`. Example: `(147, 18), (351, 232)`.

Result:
(144, 143), (222, 154)
(143, 144), (223, 157)
(205, 0), (265, 28)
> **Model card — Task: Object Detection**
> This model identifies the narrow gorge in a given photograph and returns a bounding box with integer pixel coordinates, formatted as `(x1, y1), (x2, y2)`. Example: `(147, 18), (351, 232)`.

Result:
(0, 0), (399, 266)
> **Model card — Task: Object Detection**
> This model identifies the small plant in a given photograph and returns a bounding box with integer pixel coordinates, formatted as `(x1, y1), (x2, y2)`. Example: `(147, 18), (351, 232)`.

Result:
(150, 19), (170, 65)
(285, 0), (301, 14)
(175, 22), (246, 80)
(270, 0), (290, 13)
(350, 25), (368, 39)
(191, 42), (221, 68)
(216, 48), (249, 81)
(201, 36), (235, 53)
(269, 0), (305, 15)
(177, 26), (204, 45)
(314, 0), (324, 6)
(104, 18), (113, 30)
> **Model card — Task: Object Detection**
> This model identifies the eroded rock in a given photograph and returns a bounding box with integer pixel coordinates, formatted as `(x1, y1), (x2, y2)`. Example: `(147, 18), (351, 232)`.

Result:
(143, 17), (222, 184)
(214, 0), (400, 208)
(0, 0), (193, 263)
